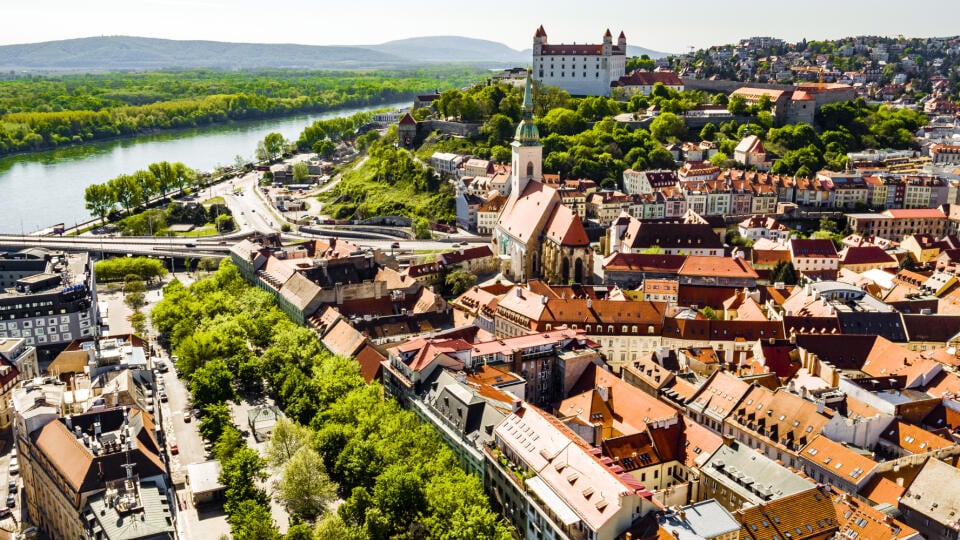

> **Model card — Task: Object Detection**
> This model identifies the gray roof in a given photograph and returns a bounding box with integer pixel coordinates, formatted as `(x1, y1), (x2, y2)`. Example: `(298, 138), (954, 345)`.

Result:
(900, 458), (960, 526)
(660, 500), (742, 540)
(84, 480), (175, 539)
(702, 441), (814, 507)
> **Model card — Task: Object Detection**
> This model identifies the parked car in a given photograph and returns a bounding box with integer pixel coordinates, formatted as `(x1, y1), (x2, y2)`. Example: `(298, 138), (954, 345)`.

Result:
(8, 480), (16, 493)
(169, 444), (179, 455)
(6, 494), (14, 508)
(391, 242), (400, 249)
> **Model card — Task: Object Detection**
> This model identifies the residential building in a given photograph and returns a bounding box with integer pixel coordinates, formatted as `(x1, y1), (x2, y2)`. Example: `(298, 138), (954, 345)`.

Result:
(700, 439), (815, 512)
(846, 208), (948, 241)
(734, 487), (838, 540)
(431, 152), (465, 177)
(797, 435), (878, 494)
(532, 26), (627, 97)
(609, 217), (724, 257)
(788, 239), (839, 278)
(622, 169), (678, 196)
(611, 70), (684, 96)
(837, 246), (898, 273)
(13, 383), (173, 540)
(738, 216), (791, 242)
(685, 371), (752, 434)
(656, 501), (741, 540)
(723, 385), (831, 468)
(898, 458), (960, 540)
(477, 194), (506, 235)
(489, 403), (657, 540)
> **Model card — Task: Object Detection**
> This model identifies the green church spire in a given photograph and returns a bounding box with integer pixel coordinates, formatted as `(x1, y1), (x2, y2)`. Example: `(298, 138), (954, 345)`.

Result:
(514, 68), (540, 146)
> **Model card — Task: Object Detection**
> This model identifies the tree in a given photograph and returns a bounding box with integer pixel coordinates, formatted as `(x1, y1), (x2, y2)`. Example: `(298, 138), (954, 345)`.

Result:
(148, 161), (176, 199)
(266, 417), (312, 467)
(314, 139), (336, 158)
(215, 214), (235, 233)
(275, 446), (337, 522)
(728, 94), (748, 115)
(412, 217), (431, 239)
(108, 174), (143, 216)
(190, 359), (237, 407)
(650, 112), (686, 142)
(227, 499), (278, 540)
(171, 162), (194, 195)
(292, 162), (310, 183)
(539, 108), (585, 135)
(481, 113), (515, 146)
(819, 215), (839, 233)
(221, 446), (269, 513)
(199, 403), (233, 443)
(198, 257), (220, 272)
(84, 184), (115, 224)
(769, 260), (798, 285)
(263, 132), (286, 161)
(445, 269), (477, 296)
(134, 169), (160, 206)
(699, 123), (717, 142)
(130, 311), (147, 337)
(255, 141), (271, 163)
(124, 291), (146, 311)
(699, 306), (719, 320)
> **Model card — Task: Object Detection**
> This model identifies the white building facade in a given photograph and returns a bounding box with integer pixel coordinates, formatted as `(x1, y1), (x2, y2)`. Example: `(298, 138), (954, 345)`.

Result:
(532, 26), (627, 97)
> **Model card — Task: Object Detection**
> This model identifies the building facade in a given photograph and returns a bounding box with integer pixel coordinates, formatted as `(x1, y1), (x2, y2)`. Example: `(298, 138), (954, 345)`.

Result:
(532, 26), (627, 97)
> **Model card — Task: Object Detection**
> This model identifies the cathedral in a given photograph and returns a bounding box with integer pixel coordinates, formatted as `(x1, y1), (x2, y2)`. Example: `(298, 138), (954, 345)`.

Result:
(493, 71), (593, 284)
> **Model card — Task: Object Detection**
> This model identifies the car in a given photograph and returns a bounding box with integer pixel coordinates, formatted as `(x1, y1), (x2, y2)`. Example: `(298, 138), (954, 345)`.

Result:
(159, 393), (168, 403)
(6, 495), (14, 508)
(391, 242), (400, 249)
(183, 413), (192, 423)
(169, 444), (179, 455)
(185, 242), (197, 248)
(8, 480), (16, 492)
(192, 408), (201, 419)
(203, 441), (213, 453)
(0, 507), (10, 519)
(451, 242), (461, 248)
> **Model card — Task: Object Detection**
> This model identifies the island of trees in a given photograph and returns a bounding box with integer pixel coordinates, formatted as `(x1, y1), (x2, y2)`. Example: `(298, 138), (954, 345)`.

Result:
(0, 67), (485, 156)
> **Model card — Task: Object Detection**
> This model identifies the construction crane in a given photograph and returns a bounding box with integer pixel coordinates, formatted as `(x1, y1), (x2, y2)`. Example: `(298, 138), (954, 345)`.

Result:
(792, 66), (824, 84)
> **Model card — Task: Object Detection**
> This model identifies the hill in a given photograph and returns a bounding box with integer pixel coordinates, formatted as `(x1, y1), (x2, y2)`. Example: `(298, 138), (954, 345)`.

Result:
(0, 36), (405, 71)
(365, 36), (528, 64)
(0, 36), (671, 71)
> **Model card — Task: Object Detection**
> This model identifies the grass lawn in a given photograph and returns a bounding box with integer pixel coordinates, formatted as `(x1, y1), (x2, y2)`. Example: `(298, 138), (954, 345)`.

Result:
(202, 196), (225, 205)
(170, 223), (221, 237)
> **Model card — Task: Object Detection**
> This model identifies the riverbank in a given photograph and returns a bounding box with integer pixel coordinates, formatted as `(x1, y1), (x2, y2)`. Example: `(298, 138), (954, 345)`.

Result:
(0, 101), (408, 234)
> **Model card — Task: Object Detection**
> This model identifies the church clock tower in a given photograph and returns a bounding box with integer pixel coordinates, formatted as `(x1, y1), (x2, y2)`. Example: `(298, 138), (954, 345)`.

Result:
(510, 69), (542, 196)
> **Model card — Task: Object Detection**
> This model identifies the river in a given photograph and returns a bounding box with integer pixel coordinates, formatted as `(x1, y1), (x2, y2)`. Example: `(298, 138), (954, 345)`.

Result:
(0, 102), (407, 233)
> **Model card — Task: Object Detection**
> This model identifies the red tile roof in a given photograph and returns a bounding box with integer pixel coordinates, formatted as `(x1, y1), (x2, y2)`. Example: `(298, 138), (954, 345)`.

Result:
(544, 204), (590, 246)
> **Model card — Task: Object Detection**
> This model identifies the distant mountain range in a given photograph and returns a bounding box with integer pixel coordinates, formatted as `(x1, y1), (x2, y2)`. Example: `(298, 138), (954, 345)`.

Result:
(0, 35), (671, 72)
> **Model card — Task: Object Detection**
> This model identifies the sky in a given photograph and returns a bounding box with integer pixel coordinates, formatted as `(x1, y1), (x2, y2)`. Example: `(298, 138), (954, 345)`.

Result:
(3, 0), (960, 54)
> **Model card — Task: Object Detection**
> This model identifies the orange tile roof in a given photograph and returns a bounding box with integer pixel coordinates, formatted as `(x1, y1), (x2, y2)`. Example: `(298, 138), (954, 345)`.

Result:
(729, 386), (831, 451)
(862, 476), (908, 507)
(678, 256), (759, 279)
(801, 435), (878, 482)
(881, 420), (956, 454)
(736, 487), (838, 540)
(830, 486), (918, 540)
(560, 366), (678, 435)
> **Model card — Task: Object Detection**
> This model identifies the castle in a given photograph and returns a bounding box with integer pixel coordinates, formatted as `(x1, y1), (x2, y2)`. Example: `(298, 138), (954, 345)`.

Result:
(493, 70), (593, 284)
(532, 25), (627, 97)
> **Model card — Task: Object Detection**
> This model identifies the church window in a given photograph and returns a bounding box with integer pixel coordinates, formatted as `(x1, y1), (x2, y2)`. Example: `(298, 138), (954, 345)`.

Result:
(551, 72), (554, 77)
(583, 72), (587, 78)
(526, 162), (534, 178)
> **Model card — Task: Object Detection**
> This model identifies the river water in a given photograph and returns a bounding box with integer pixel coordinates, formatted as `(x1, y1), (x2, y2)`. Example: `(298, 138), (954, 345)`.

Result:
(0, 102), (406, 233)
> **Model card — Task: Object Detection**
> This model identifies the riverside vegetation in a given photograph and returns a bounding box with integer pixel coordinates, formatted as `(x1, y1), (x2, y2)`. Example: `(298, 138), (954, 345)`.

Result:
(0, 67), (485, 156)
(150, 261), (512, 540)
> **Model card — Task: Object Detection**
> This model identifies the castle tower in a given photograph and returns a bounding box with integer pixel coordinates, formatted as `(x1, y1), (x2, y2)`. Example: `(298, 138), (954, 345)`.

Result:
(533, 25), (547, 56)
(511, 69), (542, 196)
(602, 28), (612, 56)
(618, 30), (627, 50)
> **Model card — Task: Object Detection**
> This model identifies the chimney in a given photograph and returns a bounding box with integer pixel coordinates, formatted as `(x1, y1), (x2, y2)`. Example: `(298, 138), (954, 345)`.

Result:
(587, 298), (593, 310)
(516, 288), (523, 298)
(512, 399), (522, 413)
(94, 421), (102, 438)
(65, 415), (73, 430)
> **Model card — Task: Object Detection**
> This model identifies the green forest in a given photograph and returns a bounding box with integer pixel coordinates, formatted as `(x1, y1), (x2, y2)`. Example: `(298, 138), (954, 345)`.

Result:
(0, 67), (485, 155)
(150, 261), (511, 539)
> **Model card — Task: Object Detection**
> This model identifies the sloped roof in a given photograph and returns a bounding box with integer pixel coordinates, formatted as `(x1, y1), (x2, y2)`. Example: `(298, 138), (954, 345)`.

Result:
(679, 256), (759, 279)
(496, 180), (560, 244)
(320, 319), (367, 357)
(544, 204), (590, 246)
(736, 487), (838, 540)
(839, 246), (896, 266)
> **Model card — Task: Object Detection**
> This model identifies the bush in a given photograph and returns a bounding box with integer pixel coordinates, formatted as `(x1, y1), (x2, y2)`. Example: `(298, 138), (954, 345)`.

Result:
(94, 257), (168, 282)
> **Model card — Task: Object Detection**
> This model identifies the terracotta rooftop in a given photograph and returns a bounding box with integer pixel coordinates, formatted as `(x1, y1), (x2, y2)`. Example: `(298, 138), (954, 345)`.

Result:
(678, 256), (759, 279)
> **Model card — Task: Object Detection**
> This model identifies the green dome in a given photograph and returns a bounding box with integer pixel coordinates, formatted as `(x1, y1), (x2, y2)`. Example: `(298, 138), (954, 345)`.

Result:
(515, 119), (540, 144)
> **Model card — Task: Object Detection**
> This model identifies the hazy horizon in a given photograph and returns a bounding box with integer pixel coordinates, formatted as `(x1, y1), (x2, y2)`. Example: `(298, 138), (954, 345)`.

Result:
(3, 0), (959, 54)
